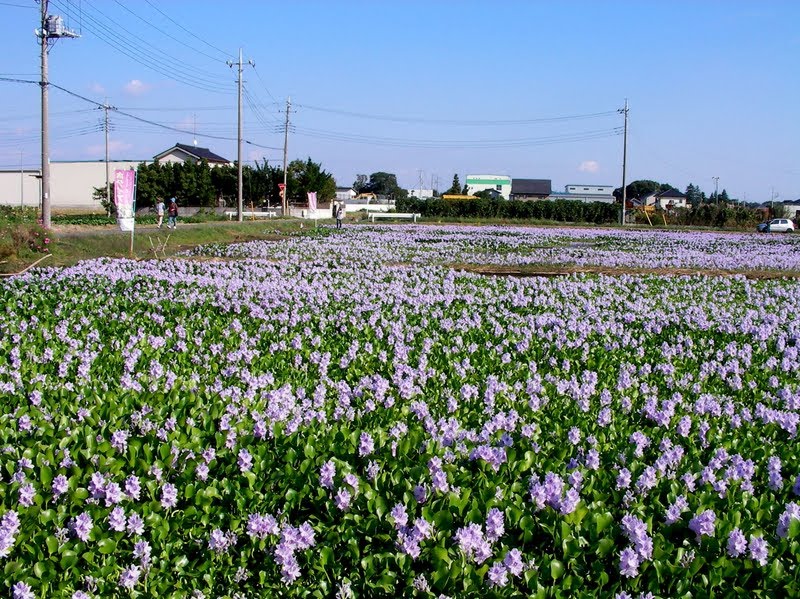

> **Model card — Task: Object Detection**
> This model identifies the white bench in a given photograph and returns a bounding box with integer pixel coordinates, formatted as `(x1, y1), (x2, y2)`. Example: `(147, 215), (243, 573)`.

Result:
(225, 211), (277, 220)
(370, 212), (421, 223)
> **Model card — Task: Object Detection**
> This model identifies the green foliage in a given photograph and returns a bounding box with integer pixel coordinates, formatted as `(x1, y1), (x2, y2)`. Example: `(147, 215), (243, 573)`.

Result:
(614, 180), (673, 202)
(446, 174), (461, 195)
(287, 157), (336, 202)
(363, 172), (408, 200)
(669, 203), (762, 228)
(396, 196), (620, 223)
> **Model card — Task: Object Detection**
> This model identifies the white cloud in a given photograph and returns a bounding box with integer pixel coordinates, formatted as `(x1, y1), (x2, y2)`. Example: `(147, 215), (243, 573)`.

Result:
(123, 79), (151, 96)
(578, 160), (600, 173)
(89, 82), (106, 95)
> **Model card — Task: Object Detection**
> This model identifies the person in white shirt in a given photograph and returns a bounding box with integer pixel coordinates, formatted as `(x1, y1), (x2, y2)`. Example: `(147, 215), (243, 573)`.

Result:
(156, 198), (165, 229)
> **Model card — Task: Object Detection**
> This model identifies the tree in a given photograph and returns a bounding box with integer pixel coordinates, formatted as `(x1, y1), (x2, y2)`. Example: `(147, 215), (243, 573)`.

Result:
(613, 180), (672, 202)
(364, 172), (407, 200)
(719, 189), (730, 204)
(685, 183), (706, 207)
(446, 174), (461, 195)
(287, 157), (336, 202)
(353, 174), (368, 194)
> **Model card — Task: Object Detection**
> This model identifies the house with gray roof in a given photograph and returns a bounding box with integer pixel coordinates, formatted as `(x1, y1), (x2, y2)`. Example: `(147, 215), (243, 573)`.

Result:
(154, 143), (231, 166)
(510, 178), (552, 201)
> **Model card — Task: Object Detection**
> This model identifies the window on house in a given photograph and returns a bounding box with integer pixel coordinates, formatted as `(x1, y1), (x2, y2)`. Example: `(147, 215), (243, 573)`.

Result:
(496, 185), (502, 190)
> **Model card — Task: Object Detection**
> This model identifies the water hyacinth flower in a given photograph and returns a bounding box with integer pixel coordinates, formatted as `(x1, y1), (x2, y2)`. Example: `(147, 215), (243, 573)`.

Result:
(749, 535), (769, 566)
(108, 506), (126, 532)
(126, 512), (144, 537)
(487, 562), (508, 588)
(619, 547), (640, 577)
(160, 483), (178, 509)
(12, 582), (34, 599)
(247, 513), (279, 540)
(237, 448), (253, 473)
(319, 460), (336, 490)
(0, 510), (21, 558)
(71, 512), (93, 542)
(124, 476), (141, 501)
(688, 510), (716, 541)
(727, 528), (747, 557)
(358, 432), (374, 457)
(503, 548), (524, 577)
(119, 565), (141, 589)
(777, 502), (800, 538)
(335, 488), (351, 511)
(485, 508), (504, 543)
(664, 495), (689, 525)
(453, 523), (492, 565)
(18, 483), (35, 507)
(52, 474), (69, 498)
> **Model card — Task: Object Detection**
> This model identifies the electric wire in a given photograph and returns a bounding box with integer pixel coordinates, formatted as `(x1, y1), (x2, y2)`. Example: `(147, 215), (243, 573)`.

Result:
(49, 0), (232, 93)
(294, 104), (619, 126)
(142, 0), (234, 61)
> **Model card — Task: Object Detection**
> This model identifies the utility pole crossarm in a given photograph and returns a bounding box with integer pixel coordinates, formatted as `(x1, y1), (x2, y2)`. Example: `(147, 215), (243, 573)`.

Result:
(227, 48), (254, 222)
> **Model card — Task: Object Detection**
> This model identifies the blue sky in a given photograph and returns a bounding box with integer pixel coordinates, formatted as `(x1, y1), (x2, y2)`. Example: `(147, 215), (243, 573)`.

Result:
(1, 0), (798, 202)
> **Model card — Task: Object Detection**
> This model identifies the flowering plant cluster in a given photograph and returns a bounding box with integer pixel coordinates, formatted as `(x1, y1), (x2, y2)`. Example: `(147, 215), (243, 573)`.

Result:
(1, 226), (800, 597)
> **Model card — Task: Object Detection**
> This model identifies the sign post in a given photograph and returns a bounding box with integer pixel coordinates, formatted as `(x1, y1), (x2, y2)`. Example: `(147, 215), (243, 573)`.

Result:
(114, 169), (137, 256)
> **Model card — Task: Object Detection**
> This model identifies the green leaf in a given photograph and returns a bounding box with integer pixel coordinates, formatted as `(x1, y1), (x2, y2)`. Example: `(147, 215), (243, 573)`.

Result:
(550, 559), (564, 580)
(98, 538), (117, 554)
(594, 511), (613, 535)
(45, 535), (59, 555)
(60, 550), (78, 569)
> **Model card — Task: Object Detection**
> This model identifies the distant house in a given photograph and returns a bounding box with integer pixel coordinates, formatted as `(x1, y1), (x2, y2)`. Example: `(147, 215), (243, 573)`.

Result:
(640, 188), (688, 210)
(510, 179), (552, 201)
(153, 143), (231, 166)
(336, 187), (356, 201)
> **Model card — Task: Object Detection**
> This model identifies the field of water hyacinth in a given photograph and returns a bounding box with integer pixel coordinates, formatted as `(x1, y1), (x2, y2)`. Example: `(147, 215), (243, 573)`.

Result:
(3, 224), (800, 598)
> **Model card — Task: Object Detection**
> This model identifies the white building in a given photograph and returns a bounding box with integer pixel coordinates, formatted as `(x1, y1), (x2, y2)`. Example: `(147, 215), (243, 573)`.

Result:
(407, 188), (434, 199)
(465, 175), (512, 199)
(335, 187), (356, 201)
(153, 143), (231, 166)
(0, 160), (145, 211)
(549, 184), (616, 204)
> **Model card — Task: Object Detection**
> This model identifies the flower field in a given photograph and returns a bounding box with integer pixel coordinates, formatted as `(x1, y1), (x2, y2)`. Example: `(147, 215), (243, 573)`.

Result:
(2, 225), (800, 598)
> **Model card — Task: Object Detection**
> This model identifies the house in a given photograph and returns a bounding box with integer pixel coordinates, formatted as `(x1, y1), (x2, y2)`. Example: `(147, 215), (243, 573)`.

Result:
(510, 179), (552, 201)
(639, 188), (688, 210)
(153, 143), (230, 166)
(466, 175), (512, 199)
(335, 187), (356, 201)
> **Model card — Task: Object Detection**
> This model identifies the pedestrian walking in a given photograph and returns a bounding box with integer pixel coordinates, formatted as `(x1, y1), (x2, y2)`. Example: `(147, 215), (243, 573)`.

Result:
(156, 197), (165, 228)
(167, 198), (178, 229)
(335, 203), (343, 229)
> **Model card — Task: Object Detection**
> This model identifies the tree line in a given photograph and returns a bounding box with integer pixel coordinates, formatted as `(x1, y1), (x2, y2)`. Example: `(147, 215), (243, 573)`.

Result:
(95, 158), (336, 211)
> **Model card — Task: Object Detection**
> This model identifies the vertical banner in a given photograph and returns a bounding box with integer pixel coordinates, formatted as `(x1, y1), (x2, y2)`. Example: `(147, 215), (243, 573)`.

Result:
(307, 191), (317, 213)
(114, 169), (136, 232)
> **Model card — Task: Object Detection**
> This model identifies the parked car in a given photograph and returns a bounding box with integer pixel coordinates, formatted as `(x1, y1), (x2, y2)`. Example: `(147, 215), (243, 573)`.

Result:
(757, 218), (795, 233)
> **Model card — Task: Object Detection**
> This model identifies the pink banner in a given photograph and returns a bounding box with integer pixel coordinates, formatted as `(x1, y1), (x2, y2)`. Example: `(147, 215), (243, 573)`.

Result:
(307, 191), (317, 212)
(114, 169), (136, 231)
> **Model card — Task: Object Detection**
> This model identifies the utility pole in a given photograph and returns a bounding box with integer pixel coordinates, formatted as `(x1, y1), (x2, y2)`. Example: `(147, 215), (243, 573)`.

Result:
(101, 99), (115, 216)
(19, 150), (24, 208)
(227, 48), (254, 222)
(36, 0), (78, 229)
(282, 96), (291, 216)
(712, 176), (720, 204)
(619, 98), (629, 225)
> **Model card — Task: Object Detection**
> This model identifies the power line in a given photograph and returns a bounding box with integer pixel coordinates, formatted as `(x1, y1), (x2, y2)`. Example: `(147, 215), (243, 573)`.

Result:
(110, 0), (230, 64)
(295, 103), (619, 126)
(49, 0), (232, 93)
(0, 1), (36, 7)
(142, 0), (234, 61)
(252, 65), (279, 105)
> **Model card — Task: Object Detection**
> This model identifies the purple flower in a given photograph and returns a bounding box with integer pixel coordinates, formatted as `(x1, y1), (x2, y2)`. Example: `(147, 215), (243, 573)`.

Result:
(503, 548), (524, 577)
(688, 509), (716, 541)
(108, 506), (126, 532)
(319, 460), (336, 489)
(487, 562), (508, 587)
(664, 495), (688, 525)
(749, 535), (768, 566)
(71, 512), (93, 542)
(335, 488), (351, 511)
(104, 482), (123, 506)
(195, 462), (209, 481)
(390, 504), (408, 529)
(119, 565), (141, 589)
(209, 528), (231, 553)
(18, 483), (35, 507)
(126, 512), (144, 536)
(485, 507), (504, 543)
(160, 483), (178, 509)
(727, 528), (747, 557)
(413, 484), (427, 504)
(52, 474), (69, 498)
(777, 502), (800, 538)
(567, 427), (581, 445)
(619, 547), (640, 577)
(12, 582), (34, 599)
(454, 523), (492, 565)
(124, 476), (141, 501)
(247, 513), (279, 539)
(237, 448), (253, 473)
(111, 429), (130, 453)
(72, 592), (91, 599)
(358, 432), (375, 457)
(133, 539), (152, 567)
